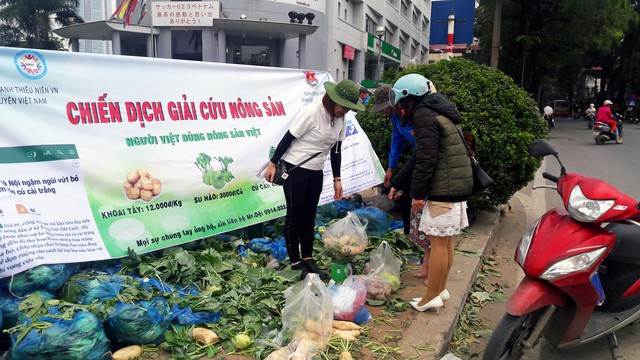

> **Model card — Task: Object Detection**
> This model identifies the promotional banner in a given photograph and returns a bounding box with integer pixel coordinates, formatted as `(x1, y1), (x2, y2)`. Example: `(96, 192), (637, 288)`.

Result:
(0, 47), (384, 278)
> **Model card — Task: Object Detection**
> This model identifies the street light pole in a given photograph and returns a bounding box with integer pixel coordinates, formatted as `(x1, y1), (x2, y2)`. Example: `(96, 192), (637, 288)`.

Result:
(375, 25), (385, 82)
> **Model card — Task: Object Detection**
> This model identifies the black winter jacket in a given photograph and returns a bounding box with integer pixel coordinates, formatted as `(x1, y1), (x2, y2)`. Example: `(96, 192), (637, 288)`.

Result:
(391, 93), (473, 202)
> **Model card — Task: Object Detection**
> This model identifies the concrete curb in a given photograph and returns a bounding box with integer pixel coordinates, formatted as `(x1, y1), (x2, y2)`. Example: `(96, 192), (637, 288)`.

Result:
(399, 210), (502, 359)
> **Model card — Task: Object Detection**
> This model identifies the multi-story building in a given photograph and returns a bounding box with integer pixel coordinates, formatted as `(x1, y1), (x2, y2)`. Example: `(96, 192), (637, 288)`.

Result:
(76, 0), (116, 54)
(55, 0), (432, 85)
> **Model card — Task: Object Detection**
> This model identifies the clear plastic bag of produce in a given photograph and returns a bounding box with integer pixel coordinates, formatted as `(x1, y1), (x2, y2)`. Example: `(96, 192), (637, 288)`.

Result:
(0, 264), (74, 297)
(366, 241), (402, 292)
(282, 273), (333, 352)
(327, 276), (367, 322)
(105, 297), (171, 345)
(10, 310), (111, 360)
(321, 212), (368, 259)
(353, 273), (392, 301)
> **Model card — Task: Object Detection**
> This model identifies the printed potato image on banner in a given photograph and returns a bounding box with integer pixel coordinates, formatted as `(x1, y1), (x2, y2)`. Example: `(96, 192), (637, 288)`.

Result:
(0, 46), (385, 278)
(123, 169), (162, 201)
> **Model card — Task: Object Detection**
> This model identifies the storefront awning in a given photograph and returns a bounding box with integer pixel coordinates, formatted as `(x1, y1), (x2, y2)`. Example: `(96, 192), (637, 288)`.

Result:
(54, 20), (159, 41)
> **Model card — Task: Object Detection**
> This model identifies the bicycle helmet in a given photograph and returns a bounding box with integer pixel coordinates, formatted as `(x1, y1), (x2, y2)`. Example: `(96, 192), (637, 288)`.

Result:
(390, 74), (433, 105)
(604, 100), (613, 105)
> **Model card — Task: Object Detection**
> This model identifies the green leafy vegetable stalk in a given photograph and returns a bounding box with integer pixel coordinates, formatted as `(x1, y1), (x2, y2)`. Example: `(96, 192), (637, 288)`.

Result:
(195, 153), (235, 189)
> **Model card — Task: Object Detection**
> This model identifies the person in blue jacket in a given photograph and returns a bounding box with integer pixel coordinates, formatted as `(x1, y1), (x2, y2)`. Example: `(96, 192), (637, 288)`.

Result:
(371, 84), (430, 281)
(359, 87), (372, 105)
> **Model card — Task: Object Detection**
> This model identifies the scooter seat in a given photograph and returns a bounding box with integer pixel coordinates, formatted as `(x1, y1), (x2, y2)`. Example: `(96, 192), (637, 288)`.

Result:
(605, 223), (640, 265)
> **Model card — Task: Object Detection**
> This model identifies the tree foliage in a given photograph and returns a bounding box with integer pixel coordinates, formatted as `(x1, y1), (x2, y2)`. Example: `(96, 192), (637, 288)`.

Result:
(0, 0), (84, 50)
(357, 59), (546, 216)
(475, 0), (636, 104)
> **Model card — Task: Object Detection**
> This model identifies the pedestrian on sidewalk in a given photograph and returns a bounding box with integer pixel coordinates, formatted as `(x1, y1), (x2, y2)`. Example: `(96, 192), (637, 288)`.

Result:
(543, 103), (554, 130)
(371, 84), (431, 281)
(264, 79), (365, 280)
(388, 74), (473, 313)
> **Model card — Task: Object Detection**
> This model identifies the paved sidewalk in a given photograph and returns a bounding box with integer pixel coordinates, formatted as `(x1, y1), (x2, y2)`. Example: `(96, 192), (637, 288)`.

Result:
(398, 210), (502, 359)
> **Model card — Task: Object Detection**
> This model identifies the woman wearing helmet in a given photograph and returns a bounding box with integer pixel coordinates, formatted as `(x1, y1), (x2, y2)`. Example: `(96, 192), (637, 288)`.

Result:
(388, 74), (473, 313)
(596, 100), (622, 143)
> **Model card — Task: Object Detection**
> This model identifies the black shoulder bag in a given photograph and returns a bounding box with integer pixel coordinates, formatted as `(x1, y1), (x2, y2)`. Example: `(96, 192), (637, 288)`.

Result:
(271, 152), (322, 186)
(455, 126), (494, 195)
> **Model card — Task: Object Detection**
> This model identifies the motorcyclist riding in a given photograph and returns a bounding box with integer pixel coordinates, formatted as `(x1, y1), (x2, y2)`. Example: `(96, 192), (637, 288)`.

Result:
(585, 103), (596, 129)
(596, 100), (622, 144)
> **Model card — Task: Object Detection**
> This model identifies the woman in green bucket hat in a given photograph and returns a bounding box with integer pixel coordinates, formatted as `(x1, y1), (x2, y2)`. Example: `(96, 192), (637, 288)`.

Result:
(265, 79), (364, 280)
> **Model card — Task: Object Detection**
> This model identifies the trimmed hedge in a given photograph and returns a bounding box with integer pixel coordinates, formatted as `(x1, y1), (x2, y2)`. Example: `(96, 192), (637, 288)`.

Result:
(357, 58), (546, 218)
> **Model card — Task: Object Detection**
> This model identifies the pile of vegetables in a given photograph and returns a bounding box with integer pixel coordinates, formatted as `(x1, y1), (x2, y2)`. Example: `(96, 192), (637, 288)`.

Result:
(194, 153), (235, 189)
(0, 200), (421, 360)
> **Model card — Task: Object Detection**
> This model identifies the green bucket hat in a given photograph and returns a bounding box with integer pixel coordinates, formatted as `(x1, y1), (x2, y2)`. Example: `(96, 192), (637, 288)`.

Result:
(323, 80), (366, 112)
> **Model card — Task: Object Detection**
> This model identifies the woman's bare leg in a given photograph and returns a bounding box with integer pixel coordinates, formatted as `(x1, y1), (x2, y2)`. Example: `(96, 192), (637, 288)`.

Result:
(418, 236), (447, 305)
(440, 237), (454, 292)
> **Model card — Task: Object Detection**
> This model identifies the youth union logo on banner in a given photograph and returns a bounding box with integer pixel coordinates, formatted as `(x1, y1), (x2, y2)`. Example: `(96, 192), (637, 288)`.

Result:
(14, 50), (47, 79)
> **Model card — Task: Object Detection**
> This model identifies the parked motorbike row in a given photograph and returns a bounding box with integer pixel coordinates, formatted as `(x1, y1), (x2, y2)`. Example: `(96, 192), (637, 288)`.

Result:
(483, 139), (640, 360)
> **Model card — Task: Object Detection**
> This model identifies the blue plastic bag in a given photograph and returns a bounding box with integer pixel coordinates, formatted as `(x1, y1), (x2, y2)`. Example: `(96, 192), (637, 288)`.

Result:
(389, 220), (404, 230)
(0, 291), (55, 329)
(248, 237), (272, 253)
(270, 238), (288, 261)
(0, 264), (74, 297)
(11, 311), (111, 360)
(353, 207), (392, 236)
(105, 297), (171, 345)
(170, 304), (221, 325)
(62, 275), (125, 305)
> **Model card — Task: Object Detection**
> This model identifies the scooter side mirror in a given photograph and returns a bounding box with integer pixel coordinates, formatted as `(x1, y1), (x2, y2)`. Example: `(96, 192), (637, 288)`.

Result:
(528, 139), (558, 157)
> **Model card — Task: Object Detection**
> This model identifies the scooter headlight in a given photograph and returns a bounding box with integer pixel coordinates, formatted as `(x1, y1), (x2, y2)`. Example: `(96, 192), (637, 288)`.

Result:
(540, 247), (607, 280)
(516, 218), (540, 268)
(567, 185), (614, 222)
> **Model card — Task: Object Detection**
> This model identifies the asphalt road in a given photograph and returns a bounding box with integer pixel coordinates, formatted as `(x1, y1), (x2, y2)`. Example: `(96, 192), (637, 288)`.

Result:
(480, 116), (640, 360)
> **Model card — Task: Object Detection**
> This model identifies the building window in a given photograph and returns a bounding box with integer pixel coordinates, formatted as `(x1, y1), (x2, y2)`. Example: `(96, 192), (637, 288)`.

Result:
(172, 30), (203, 61)
(344, 9), (348, 20)
(338, 1), (341, 17)
(401, 0), (410, 18)
(365, 16), (376, 34)
(232, 45), (270, 66)
(400, 37), (407, 54)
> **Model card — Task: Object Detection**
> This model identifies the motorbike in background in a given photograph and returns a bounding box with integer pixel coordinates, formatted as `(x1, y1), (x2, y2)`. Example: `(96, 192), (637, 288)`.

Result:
(593, 113), (623, 145)
(483, 139), (640, 360)
(586, 113), (596, 129)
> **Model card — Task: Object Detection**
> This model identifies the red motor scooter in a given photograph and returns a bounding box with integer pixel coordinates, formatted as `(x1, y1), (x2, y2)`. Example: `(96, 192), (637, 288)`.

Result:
(483, 139), (640, 360)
